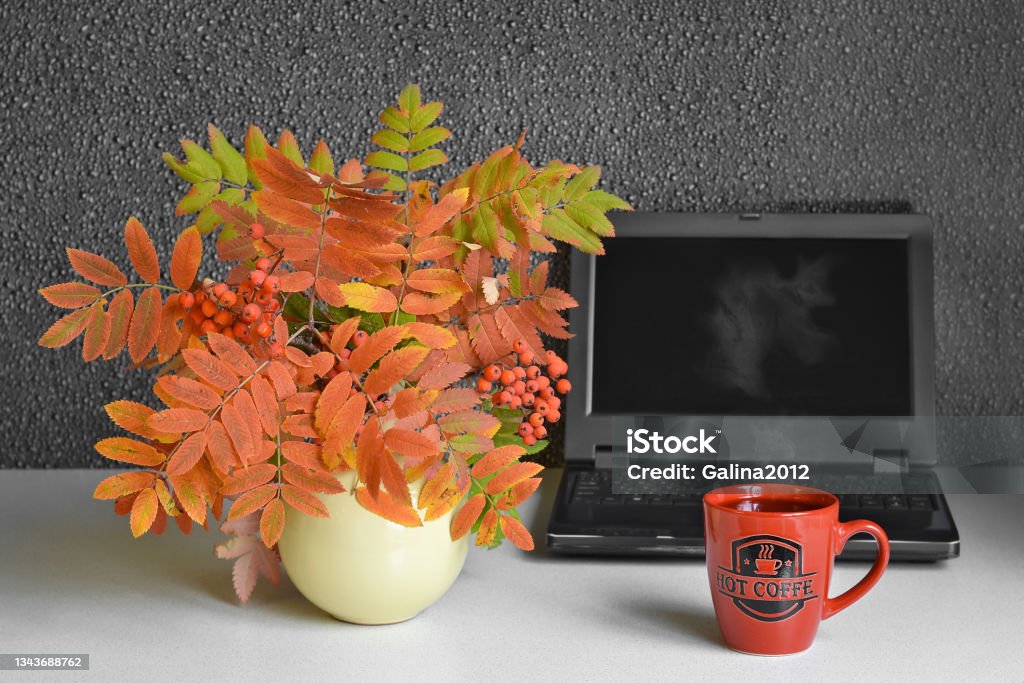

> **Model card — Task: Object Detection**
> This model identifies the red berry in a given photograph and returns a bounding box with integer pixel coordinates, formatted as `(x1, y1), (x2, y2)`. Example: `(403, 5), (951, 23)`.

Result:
(483, 365), (502, 382)
(476, 378), (493, 393)
(338, 347), (351, 360)
(248, 222), (265, 239)
(512, 338), (528, 354)
(241, 304), (261, 323)
(352, 330), (368, 347)
(556, 379), (572, 394)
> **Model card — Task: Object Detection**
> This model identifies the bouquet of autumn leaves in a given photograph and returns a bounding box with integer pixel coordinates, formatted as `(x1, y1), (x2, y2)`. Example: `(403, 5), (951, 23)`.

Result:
(37, 85), (630, 601)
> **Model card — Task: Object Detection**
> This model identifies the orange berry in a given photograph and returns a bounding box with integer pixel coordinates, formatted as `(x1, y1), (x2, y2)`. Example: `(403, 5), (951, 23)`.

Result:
(199, 319), (217, 334)
(248, 222), (265, 239)
(521, 393), (535, 407)
(538, 387), (554, 401)
(507, 395), (523, 409)
(513, 366), (527, 380)
(547, 396), (561, 411)
(512, 338), (528, 354)
(537, 376), (551, 390)
(523, 434), (537, 446)
(548, 409), (561, 422)
(241, 304), (261, 323)
(518, 352), (534, 366)
(237, 281), (255, 297)
(499, 369), (515, 386)
(194, 290), (207, 304)
(200, 300), (218, 318)
(526, 365), (542, 380)
(337, 347), (351, 360)
(545, 349), (558, 361)
(352, 330), (368, 347)
(483, 365), (502, 382)
(254, 321), (272, 338)
(189, 308), (205, 324)
(528, 412), (544, 427)
(219, 290), (237, 307)
(255, 290), (273, 306)
(512, 380), (526, 396)
(248, 269), (267, 287)
(534, 400), (550, 415)
(212, 282), (229, 298)
(177, 291), (195, 309)
(264, 298), (281, 312)
(269, 342), (284, 358)
(214, 310), (233, 326)
(262, 275), (281, 293)
(525, 379), (540, 393)
(497, 390), (512, 405)
(255, 257), (272, 272)
(220, 326), (236, 340)
(556, 379), (572, 394)
(232, 321), (249, 337)
(518, 423), (534, 437)
(534, 425), (548, 439)
(476, 378), (493, 393)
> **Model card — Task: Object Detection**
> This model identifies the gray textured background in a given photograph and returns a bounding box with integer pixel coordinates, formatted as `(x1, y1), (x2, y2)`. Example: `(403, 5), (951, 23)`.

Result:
(3, 0), (1024, 468)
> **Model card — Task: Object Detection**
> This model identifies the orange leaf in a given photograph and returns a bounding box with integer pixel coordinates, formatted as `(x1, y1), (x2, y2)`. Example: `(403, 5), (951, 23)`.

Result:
(315, 277), (348, 307)
(484, 461), (544, 495)
(406, 268), (469, 295)
(232, 389), (264, 448)
(439, 410), (501, 437)
(207, 332), (257, 375)
(250, 376), (280, 438)
(470, 445), (526, 478)
(284, 346), (311, 368)
(260, 498), (285, 547)
(414, 189), (468, 237)
(417, 361), (470, 390)
(156, 296), (183, 360)
(281, 484), (329, 517)
(281, 440), (323, 470)
(82, 301), (111, 362)
(431, 388), (480, 414)
(95, 437), (165, 467)
(38, 282), (100, 309)
(124, 217), (160, 283)
(392, 387), (431, 418)
(282, 413), (318, 439)
(365, 346), (430, 395)
(38, 307), (92, 348)
(311, 351), (335, 377)
(182, 348), (239, 391)
(323, 394), (365, 464)
(127, 286), (163, 363)
(66, 247), (127, 287)
(250, 146), (325, 204)
(411, 235), (460, 261)
(228, 484), (279, 520)
(499, 515), (534, 550)
(400, 291), (461, 316)
(282, 464), (345, 495)
(167, 430), (209, 475)
(102, 288), (134, 360)
(169, 474), (207, 524)
(264, 361), (297, 399)
(157, 375), (222, 410)
(104, 400), (161, 439)
(221, 463), (278, 496)
(328, 317), (360, 353)
(130, 487), (159, 537)
(314, 372), (353, 434)
(495, 476), (543, 510)
(384, 428), (440, 460)
(467, 312), (510, 365)
(278, 270), (315, 292)
(348, 326), (408, 374)
(355, 417), (384, 496)
(206, 420), (238, 473)
(93, 471), (157, 500)
(253, 190), (322, 231)
(401, 322), (457, 349)
(417, 460), (455, 510)
(355, 486), (422, 527)
(494, 305), (544, 359)
(148, 408), (208, 434)
(450, 493), (486, 540)
(476, 508), (499, 546)
(169, 226), (202, 290)
(221, 404), (255, 463)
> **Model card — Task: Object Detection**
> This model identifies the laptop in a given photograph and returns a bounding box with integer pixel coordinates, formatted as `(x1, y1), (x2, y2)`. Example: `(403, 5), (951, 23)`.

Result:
(546, 213), (960, 561)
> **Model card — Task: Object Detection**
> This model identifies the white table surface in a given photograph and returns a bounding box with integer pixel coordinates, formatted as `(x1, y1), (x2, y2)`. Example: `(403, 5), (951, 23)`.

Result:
(0, 469), (1021, 682)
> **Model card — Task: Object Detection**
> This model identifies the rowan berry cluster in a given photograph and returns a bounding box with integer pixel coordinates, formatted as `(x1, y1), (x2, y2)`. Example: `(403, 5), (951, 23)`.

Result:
(476, 338), (572, 446)
(177, 245), (285, 357)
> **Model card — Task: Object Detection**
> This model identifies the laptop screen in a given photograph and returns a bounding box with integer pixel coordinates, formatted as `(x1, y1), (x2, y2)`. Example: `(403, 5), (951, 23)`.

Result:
(591, 236), (912, 416)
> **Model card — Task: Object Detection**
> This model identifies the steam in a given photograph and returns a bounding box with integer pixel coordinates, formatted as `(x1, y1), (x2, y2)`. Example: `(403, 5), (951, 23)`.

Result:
(758, 544), (774, 560)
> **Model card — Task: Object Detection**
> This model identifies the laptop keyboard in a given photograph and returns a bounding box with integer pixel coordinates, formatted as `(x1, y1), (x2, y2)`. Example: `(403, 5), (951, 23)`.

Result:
(568, 470), (936, 511)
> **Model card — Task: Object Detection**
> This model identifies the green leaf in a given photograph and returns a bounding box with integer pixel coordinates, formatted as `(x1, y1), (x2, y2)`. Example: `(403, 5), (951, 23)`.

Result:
(410, 102), (443, 133)
(493, 432), (549, 455)
(472, 204), (498, 251)
(380, 105), (410, 134)
(542, 209), (604, 255)
(381, 172), (407, 192)
(409, 126), (451, 153)
(308, 141), (335, 176)
(398, 84), (422, 114)
(564, 201), (615, 237)
(366, 150), (408, 173)
(244, 126), (269, 189)
(276, 131), (304, 167)
(361, 312), (386, 334)
(208, 125), (247, 185)
(283, 294), (330, 324)
(409, 148), (448, 172)
(176, 181), (220, 215)
(181, 140), (221, 180)
(563, 165), (601, 203)
(583, 189), (632, 212)
(163, 152), (204, 184)
(372, 129), (409, 153)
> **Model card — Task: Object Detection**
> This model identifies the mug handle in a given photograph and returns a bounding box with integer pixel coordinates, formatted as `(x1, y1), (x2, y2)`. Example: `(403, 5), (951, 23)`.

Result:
(822, 519), (890, 620)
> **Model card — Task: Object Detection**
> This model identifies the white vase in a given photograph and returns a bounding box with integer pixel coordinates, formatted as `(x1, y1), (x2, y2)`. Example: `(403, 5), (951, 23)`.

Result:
(278, 471), (469, 624)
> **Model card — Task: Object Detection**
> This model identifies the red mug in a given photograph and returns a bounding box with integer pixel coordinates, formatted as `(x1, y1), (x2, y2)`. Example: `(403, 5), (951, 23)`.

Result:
(703, 484), (889, 656)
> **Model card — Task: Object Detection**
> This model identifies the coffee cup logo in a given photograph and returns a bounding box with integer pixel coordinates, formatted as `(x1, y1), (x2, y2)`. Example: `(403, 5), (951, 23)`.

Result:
(715, 535), (818, 622)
